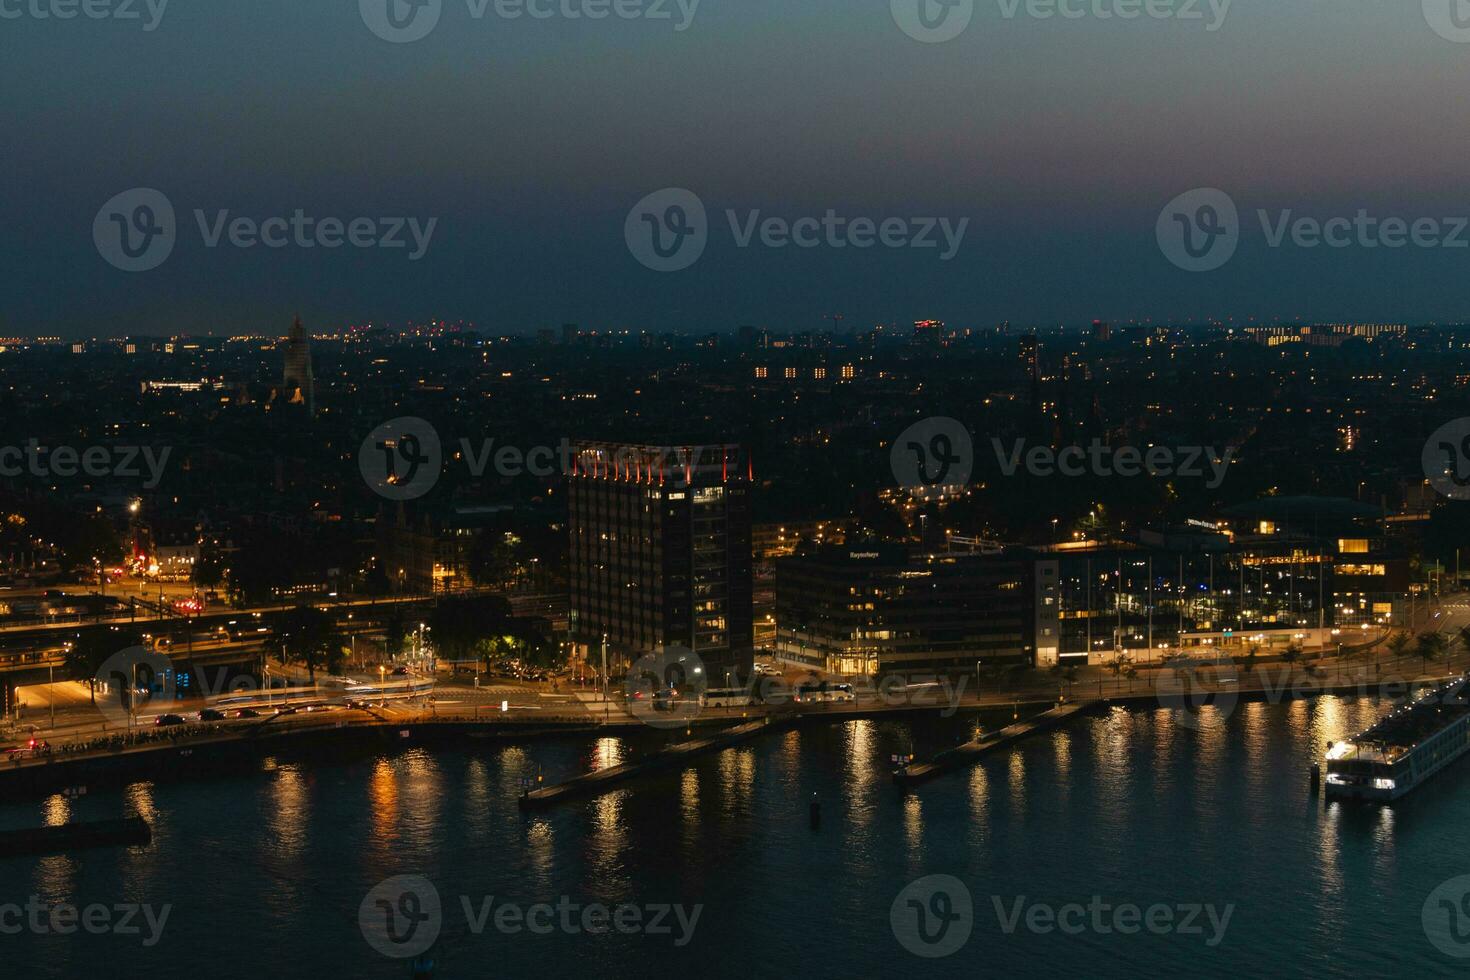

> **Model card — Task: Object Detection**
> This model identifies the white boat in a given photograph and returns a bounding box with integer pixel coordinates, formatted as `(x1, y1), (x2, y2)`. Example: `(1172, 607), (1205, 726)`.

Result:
(1324, 677), (1470, 802)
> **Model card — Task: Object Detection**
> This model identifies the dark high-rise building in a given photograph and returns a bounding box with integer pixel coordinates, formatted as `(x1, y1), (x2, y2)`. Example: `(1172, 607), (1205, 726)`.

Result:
(774, 545), (1037, 675)
(281, 315), (315, 415)
(568, 441), (754, 683)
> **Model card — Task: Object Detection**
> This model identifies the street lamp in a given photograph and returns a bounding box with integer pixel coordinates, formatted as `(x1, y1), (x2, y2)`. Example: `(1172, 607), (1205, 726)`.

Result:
(380, 665), (387, 707)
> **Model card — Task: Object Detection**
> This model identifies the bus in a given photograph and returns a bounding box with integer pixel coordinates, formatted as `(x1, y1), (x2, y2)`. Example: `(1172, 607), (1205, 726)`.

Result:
(702, 688), (755, 708)
(794, 682), (856, 704)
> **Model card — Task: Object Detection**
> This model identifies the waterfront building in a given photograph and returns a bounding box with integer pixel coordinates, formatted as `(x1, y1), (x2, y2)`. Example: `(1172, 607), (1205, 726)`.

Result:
(774, 545), (1036, 675)
(568, 441), (754, 684)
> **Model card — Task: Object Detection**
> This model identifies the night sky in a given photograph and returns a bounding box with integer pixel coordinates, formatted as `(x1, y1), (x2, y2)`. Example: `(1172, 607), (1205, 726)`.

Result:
(4, 1), (1469, 336)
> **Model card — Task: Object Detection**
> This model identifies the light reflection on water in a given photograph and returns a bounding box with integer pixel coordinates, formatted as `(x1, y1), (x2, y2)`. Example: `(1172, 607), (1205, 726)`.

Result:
(4, 693), (1464, 979)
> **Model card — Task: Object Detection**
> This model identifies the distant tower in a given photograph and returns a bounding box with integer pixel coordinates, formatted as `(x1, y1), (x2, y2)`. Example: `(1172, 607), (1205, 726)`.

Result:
(282, 315), (315, 415)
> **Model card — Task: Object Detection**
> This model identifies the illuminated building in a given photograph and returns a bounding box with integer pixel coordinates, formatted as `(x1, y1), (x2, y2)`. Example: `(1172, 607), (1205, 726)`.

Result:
(774, 546), (1035, 675)
(568, 442), (754, 684)
(281, 315), (315, 415)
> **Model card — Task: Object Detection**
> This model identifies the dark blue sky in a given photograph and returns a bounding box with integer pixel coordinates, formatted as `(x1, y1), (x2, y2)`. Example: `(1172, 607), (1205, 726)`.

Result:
(4, 1), (1470, 337)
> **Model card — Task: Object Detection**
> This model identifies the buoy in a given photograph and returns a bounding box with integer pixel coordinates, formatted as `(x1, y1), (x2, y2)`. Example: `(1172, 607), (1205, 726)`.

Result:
(809, 793), (821, 830)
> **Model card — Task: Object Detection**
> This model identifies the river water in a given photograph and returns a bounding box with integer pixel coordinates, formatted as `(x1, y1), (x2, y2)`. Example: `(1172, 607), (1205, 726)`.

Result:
(2, 696), (1466, 978)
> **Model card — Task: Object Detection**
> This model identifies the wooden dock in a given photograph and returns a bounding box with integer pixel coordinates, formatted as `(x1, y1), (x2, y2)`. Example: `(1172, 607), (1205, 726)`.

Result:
(896, 701), (1096, 786)
(0, 816), (152, 858)
(519, 717), (785, 809)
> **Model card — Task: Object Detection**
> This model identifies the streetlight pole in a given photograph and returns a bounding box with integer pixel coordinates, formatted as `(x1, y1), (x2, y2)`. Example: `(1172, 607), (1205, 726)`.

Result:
(48, 663), (54, 732)
(601, 634), (609, 722)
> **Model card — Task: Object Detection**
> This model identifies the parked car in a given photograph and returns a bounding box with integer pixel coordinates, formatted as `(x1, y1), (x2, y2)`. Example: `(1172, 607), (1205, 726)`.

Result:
(233, 708), (261, 719)
(198, 708), (226, 721)
(154, 714), (186, 727)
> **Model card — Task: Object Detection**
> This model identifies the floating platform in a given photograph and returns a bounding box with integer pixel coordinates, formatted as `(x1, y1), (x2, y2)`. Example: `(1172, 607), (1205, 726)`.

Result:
(895, 701), (1096, 785)
(0, 816), (152, 858)
(519, 718), (784, 809)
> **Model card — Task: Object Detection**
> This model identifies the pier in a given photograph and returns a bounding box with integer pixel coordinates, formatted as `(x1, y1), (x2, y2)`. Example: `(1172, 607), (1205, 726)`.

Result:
(0, 816), (152, 858)
(896, 701), (1097, 785)
(519, 717), (787, 809)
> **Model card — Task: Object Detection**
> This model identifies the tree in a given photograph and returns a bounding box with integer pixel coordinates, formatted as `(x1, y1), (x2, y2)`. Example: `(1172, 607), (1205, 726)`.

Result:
(268, 607), (346, 683)
(1386, 631), (1412, 664)
(1281, 642), (1303, 666)
(194, 550), (225, 590)
(1416, 631), (1448, 674)
(1457, 625), (1470, 660)
(428, 595), (513, 664)
(64, 627), (142, 706)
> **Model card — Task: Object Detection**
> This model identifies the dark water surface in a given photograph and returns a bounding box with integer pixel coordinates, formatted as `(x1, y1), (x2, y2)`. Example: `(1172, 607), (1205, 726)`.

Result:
(3, 697), (1467, 978)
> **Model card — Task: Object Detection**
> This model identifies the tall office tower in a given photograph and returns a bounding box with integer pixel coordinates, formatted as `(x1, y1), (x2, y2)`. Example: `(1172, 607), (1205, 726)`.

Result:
(281, 315), (315, 415)
(568, 442), (754, 684)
